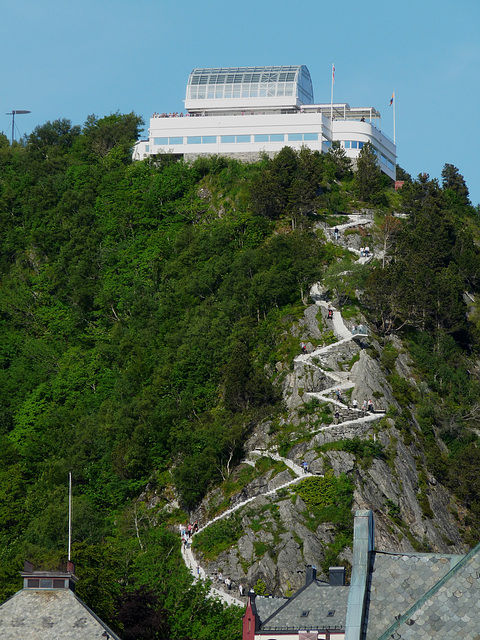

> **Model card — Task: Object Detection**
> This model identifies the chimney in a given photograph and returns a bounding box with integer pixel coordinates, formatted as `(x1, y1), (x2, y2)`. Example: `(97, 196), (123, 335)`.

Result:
(329, 566), (345, 586)
(305, 565), (317, 585)
(67, 561), (75, 574)
(24, 560), (34, 572)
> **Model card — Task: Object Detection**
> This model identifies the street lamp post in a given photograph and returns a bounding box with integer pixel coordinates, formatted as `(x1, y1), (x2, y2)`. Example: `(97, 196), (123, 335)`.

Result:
(6, 109), (31, 144)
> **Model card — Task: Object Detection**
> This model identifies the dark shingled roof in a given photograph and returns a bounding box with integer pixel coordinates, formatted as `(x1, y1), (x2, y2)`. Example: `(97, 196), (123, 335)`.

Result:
(259, 580), (349, 631)
(365, 542), (480, 640)
(0, 587), (122, 639)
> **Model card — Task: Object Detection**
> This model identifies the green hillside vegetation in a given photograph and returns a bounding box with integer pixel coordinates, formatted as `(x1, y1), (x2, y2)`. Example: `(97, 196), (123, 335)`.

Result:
(1, 115), (480, 638)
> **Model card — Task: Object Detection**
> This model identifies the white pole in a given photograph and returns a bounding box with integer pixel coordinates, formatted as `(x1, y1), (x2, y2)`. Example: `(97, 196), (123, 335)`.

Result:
(68, 472), (72, 561)
(393, 90), (396, 146)
(330, 63), (335, 122)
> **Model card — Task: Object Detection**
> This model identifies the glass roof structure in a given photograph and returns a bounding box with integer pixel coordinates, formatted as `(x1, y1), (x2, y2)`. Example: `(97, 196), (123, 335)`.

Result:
(186, 65), (314, 105)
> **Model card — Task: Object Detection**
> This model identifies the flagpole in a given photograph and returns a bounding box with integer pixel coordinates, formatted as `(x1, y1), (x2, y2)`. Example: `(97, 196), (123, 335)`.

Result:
(330, 63), (335, 122)
(68, 472), (72, 561)
(393, 90), (396, 146)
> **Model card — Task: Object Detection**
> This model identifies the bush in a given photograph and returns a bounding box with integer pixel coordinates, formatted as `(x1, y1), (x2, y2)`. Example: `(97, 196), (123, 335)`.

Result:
(193, 514), (243, 560)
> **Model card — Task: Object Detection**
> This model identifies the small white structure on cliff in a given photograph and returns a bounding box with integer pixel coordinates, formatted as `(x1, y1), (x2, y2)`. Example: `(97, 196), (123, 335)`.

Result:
(133, 65), (396, 180)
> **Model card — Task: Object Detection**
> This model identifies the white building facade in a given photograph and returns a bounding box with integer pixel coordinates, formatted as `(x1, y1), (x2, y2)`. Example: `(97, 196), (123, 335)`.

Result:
(133, 66), (396, 180)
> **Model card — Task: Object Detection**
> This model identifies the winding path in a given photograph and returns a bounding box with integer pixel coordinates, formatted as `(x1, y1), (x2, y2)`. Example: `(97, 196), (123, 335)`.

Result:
(179, 216), (385, 606)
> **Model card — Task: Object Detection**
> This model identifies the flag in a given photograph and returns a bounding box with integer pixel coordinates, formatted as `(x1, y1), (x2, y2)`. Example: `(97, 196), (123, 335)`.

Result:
(332, 63), (335, 84)
(389, 91), (394, 106)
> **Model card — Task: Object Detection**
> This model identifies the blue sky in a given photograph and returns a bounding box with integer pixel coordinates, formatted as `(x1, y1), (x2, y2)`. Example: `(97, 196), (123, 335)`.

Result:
(1, 0), (479, 205)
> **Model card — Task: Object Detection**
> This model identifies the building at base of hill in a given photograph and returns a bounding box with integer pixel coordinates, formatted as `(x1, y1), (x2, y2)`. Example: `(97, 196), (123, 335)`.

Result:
(133, 66), (396, 180)
(243, 510), (480, 640)
(0, 561), (122, 639)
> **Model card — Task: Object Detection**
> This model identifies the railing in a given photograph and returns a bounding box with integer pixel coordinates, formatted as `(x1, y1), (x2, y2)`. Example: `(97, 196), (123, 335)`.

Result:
(351, 325), (368, 335)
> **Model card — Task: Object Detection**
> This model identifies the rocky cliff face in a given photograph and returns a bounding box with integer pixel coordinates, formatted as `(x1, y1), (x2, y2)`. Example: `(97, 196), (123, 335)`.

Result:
(185, 217), (469, 600)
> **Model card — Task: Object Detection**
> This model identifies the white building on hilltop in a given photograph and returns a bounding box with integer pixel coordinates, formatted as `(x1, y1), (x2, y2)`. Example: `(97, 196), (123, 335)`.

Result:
(133, 65), (396, 180)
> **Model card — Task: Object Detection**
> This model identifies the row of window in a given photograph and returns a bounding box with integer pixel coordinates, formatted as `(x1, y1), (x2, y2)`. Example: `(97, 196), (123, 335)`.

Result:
(153, 133), (320, 146)
(188, 83), (297, 100)
(27, 578), (66, 589)
(343, 140), (364, 149)
(342, 141), (394, 171)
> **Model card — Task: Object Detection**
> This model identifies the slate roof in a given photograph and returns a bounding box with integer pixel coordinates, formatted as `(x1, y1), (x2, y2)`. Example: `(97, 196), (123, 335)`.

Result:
(365, 543), (480, 640)
(259, 580), (349, 631)
(254, 594), (288, 622)
(0, 587), (122, 639)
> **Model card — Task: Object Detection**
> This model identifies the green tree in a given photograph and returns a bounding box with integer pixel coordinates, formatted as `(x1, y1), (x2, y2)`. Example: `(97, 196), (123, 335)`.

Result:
(355, 141), (386, 204)
(325, 140), (353, 179)
(441, 163), (470, 206)
(82, 112), (144, 158)
(27, 119), (81, 158)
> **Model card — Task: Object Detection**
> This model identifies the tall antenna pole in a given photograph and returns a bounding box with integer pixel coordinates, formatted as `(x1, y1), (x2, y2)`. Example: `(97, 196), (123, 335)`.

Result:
(6, 110), (31, 144)
(68, 472), (72, 561)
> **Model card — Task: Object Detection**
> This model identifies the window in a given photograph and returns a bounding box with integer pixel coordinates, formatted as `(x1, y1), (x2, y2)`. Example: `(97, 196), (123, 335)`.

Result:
(303, 133), (318, 141)
(202, 136), (216, 144)
(145, 145), (149, 152)
(327, 610), (336, 617)
(187, 136), (201, 144)
(53, 579), (66, 588)
(221, 135), (235, 143)
(27, 579), (40, 588)
(358, 141), (364, 149)
(351, 141), (358, 149)
(270, 134), (284, 142)
(344, 141), (351, 148)
(154, 138), (168, 145)
(301, 610), (310, 617)
(387, 159), (394, 171)
(169, 137), (183, 145)
(255, 134), (269, 142)
(236, 135), (250, 143)
(40, 579), (53, 588)
(288, 133), (303, 141)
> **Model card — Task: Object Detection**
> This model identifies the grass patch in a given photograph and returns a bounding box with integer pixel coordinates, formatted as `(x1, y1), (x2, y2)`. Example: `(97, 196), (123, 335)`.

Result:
(255, 456), (290, 479)
(294, 473), (354, 532)
(193, 513), (243, 560)
(316, 437), (384, 469)
(254, 541), (269, 557)
(223, 464), (258, 497)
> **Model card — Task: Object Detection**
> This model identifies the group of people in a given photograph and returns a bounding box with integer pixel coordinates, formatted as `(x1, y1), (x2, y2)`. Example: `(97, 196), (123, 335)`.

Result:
(350, 398), (375, 412)
(213, 572), (246, 596)
(180, 520), (199, 547)
(151, 112), (206, 118)
(351, 324), (367, 335)
(360, 246), (370, 257)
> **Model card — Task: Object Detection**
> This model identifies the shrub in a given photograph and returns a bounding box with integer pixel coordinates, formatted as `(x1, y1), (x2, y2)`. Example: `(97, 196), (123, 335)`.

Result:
(193, 514), (243, 560)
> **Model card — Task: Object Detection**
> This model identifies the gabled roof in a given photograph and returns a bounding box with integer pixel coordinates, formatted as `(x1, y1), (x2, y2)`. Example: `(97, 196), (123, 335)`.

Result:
(259, 579), (349, 631)
(0, 587), (122, 639)
(367, 541), (480, 640)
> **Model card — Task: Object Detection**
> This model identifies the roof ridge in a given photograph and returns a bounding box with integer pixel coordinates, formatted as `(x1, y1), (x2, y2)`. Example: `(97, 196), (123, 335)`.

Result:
(259, 579), (322, 628)
(376, 539), (480, 640)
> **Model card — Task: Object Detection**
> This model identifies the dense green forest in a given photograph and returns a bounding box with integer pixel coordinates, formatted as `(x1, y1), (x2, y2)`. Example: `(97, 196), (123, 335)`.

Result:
(1, 113), (480, 639)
